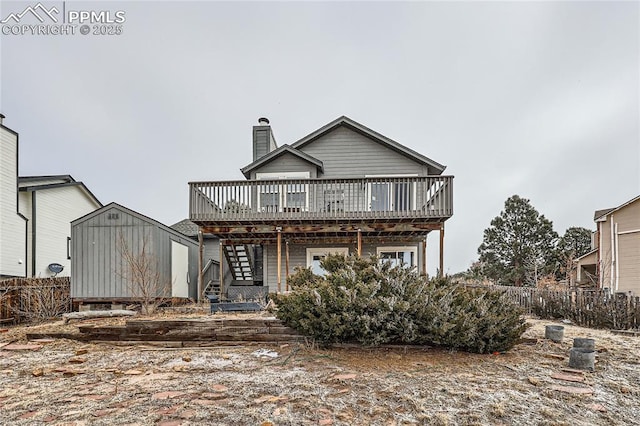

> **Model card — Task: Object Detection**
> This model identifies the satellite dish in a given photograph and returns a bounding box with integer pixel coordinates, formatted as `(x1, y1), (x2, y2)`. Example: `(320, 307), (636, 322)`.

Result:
(48, 263), (64, 275)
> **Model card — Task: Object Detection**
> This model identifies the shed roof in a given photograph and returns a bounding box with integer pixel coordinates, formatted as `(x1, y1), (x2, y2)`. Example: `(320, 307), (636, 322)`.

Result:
(72, 202), (194, 243)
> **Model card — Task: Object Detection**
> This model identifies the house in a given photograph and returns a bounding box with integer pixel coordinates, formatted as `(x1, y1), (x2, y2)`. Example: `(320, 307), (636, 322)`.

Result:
(189, 116), (453, 298)
(71, 203), (199, 303)
(0, 114), (101, 278)
(18, 175), (102, 277)
(0, 114), (26, 278)
(576, 195), (640, 295)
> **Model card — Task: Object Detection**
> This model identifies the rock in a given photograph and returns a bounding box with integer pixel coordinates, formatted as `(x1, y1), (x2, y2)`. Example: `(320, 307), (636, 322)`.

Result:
(69, 357), (87, 364)
(123, 369), (144, 375)
(620, 386), (631, 394)
(17, 411), (38, 420)
(560, 368), (585, 375)
(182, 356), (191, 362)
(527, 377), (540, 386)
(3, 344), (43, 351)
(550, 385), (593, 395)
(75, 349), (89, 356)
(588, 403), (607, 413)
(32, 368), (45, 377)
(211, 384), (228, 393)
(319, 419), (334, 425)
(551, 373), (585, 383)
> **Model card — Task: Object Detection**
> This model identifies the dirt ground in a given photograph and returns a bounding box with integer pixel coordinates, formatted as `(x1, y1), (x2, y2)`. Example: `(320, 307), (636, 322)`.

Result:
(0, 313), (639, 426)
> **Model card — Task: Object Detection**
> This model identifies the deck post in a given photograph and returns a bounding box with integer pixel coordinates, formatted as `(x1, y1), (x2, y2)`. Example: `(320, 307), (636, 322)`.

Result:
(439, 224), (445, 277)
(285, 240), (290, 291)
(357, 229), (362, 257)
(219, 240), (225, 300)
(276, 227), (282, 293)
(198, 228), (203, 302)
(422, 238), (427, 276)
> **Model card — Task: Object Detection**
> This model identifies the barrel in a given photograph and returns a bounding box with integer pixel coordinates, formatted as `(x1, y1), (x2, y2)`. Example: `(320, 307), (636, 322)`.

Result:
(573, 338), (595, 351)
(569, 348), (595, 371)
(545, 325), (565, 342)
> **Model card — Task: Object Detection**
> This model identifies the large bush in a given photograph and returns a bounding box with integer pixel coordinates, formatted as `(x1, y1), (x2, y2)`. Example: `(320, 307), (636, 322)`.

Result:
(274, 255), (527, 353)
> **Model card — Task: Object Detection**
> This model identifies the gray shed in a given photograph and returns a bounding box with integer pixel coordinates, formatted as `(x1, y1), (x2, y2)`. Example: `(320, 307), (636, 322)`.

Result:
(71, 202), (198, 301)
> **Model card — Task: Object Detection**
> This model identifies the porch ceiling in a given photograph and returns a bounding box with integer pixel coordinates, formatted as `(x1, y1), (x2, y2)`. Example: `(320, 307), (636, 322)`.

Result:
(197, 218), (445, 242)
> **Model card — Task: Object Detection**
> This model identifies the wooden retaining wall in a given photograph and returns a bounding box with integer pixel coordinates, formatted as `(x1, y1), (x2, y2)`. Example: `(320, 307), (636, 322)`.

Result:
(28, 317), (304, 345)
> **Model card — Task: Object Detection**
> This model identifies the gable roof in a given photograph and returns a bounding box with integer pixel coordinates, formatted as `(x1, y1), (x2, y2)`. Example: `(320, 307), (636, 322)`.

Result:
(240, 144), (324, 179)
(71, 202), (194, 242)
(291, 116), (446, 174)
(18, 175), (102, 207)
(594, 194), (640, 221)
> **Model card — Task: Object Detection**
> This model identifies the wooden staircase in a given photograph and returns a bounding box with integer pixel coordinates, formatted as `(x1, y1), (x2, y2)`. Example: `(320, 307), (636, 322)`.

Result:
(223, 244), (254, 281)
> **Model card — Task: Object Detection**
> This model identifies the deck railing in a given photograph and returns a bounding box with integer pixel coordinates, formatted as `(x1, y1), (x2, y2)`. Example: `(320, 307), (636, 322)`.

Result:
(190, 176), (453, 222)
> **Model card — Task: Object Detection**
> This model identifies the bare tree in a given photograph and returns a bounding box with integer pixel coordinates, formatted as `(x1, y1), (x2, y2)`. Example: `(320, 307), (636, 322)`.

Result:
(9, 278), (71, 322)
(117, 232), (170, 315)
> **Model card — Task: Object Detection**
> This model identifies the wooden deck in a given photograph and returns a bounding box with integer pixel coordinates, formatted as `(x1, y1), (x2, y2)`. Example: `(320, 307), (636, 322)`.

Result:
(190, 176), (453, 227)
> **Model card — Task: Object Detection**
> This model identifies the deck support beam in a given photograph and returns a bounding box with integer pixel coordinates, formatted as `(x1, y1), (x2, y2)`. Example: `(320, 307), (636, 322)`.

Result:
(276, 228), (282, 293)
(219, 241), (225, 300)
(422, 239), (427, 276)
(285, 240), (290, 291)
(439, 224), (445, 277)
(198, 228), (204, 302)
(357, 229), (362, 257)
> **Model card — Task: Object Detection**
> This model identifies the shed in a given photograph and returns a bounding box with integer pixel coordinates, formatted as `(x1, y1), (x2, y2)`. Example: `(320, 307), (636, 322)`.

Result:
(71, 202), (198, 301)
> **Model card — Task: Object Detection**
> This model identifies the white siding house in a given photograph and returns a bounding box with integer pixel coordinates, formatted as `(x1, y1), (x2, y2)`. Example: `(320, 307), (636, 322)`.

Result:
(18, 176), (102, 277)
(0, 116), (28, 277)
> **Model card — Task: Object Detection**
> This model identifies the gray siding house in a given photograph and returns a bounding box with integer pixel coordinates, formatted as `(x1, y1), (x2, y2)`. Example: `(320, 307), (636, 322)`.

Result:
(190, 116), (453, 297)
(71, 203), (198, 302)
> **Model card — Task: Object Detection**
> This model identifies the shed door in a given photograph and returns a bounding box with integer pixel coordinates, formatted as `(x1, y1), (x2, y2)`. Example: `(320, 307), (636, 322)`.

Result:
(171, 241), (189, 298)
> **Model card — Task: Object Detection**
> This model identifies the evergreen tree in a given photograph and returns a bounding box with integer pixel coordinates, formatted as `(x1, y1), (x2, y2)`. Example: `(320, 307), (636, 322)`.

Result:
(557, 227), (592, 259)
(478, 195), (558, 286)
(556, 226), (593, 281)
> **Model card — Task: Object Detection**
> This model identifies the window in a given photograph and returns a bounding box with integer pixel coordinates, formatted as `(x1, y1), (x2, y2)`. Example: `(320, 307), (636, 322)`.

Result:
(306, 247), (349, 276)
(256, 172), (310, 213)
(377, 246), (417, 269)
(366, 175), (417, 212)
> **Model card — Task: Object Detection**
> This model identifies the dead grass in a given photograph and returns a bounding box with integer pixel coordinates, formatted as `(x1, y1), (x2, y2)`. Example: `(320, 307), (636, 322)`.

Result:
(0, 315), (639, 425)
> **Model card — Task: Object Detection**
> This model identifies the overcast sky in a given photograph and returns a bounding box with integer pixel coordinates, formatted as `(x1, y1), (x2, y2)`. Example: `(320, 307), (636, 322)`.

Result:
(1, 1), (638, 275)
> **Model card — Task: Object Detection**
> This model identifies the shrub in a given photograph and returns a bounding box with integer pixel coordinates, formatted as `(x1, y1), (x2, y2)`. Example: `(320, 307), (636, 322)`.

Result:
(274, 255), (527, 353)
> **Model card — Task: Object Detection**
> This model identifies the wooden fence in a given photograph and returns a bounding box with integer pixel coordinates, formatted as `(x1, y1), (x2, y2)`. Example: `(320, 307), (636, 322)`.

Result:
(474, 285), (640, 330)
(0, 277), (71, 324)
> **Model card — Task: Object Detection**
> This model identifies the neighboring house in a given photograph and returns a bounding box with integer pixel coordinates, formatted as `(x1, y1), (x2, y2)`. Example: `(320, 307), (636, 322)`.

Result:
(71, 203), (199, 302)
(18, 175), (102, 278)
(1, 114), (101, 278)
(189, 116), (454, 297)
(171, 219), (221, 299)
(576, 195), (640, 295)
(0, 114), (27, 278)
